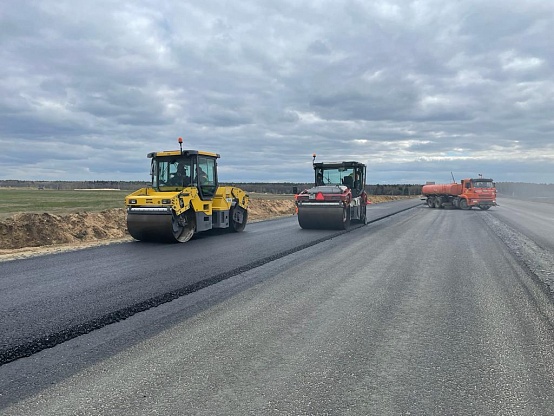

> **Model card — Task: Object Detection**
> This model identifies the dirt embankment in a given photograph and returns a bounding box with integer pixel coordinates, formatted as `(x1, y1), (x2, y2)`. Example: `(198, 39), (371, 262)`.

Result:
(0, 199), (297, 257)
(0, 196), (408, 260)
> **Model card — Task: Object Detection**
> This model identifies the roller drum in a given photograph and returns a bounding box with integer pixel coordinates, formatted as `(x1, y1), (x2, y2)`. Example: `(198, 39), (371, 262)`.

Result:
(127, 212), (180, 242)
(298, 204), (348, 230)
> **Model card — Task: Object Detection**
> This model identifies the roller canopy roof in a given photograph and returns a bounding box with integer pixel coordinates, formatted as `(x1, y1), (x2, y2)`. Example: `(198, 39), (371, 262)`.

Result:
(147, 150), (220, 158)
(313, 161), (366, 169)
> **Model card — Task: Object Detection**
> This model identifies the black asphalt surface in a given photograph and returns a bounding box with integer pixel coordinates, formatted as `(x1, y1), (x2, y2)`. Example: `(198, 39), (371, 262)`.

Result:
(0, 198), (420, 364)
(1, 197), (554, 415)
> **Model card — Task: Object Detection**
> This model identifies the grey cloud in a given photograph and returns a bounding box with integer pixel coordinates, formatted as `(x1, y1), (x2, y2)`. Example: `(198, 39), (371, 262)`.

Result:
(307, 40), (331, 56)
(1, 0), (553, 184)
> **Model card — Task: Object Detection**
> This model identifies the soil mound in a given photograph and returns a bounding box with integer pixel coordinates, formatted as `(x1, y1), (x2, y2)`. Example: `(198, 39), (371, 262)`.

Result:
(0, 196), (408, 259)
(0, 209), (128, 250)
(0, 200), (297, 252)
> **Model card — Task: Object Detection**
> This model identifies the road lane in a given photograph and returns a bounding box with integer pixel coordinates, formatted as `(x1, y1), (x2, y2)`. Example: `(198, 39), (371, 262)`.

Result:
(2, 204), (554, 414)
(0, 198), (422, 363)
(492, 196), (554, 252)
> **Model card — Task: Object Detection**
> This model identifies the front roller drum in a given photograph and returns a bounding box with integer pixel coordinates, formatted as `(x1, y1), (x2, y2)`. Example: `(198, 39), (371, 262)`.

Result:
(298, 205), (349, 230)
(127, 210), (195, 243)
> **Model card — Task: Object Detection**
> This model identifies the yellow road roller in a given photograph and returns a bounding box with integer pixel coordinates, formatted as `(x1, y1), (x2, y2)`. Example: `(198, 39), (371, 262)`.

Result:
(125, 138), (249, 243)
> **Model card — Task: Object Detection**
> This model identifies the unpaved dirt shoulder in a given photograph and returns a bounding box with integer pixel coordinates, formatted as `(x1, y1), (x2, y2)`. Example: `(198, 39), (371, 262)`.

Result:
(0, 196), (408, 261)
(0, 199), (296, 261)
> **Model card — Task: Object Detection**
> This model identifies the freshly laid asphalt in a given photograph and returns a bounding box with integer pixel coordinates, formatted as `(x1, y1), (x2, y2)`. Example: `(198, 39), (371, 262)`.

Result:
(0, 198), (420, 363)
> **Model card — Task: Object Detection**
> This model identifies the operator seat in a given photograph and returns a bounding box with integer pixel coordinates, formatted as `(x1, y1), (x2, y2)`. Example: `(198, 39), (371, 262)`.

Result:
(343, 176), (354, 189)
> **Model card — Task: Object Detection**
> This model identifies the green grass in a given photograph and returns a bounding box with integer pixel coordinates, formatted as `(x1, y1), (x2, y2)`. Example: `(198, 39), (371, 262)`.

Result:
(0, 188), (292, 219)
(0, 188), (130, 219)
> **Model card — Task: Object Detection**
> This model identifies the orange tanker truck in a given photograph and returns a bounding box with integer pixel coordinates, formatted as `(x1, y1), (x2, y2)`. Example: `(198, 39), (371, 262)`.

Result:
(422, 177), (497, 210)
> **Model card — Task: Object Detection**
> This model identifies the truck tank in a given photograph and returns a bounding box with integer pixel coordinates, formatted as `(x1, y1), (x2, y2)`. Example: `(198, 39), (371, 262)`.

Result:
(421, 183), (462, 196)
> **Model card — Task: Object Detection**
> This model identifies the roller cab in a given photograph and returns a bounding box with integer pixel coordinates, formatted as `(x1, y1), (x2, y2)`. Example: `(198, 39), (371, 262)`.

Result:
(295, 156), (368, 229)
(125, 138), (248, 243)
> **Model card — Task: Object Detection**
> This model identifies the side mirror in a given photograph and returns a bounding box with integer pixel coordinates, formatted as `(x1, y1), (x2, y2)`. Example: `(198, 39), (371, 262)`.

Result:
(292, 186), (298, 194)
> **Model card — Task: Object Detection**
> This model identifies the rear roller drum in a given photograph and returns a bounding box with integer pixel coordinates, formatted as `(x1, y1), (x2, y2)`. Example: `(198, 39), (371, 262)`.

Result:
(297, 209), (314, 229)
(230, 206), (248, 232)
(298, 206), (349, 230)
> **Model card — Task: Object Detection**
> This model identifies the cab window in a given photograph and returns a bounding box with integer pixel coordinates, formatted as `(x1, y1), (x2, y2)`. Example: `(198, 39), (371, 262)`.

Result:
(153, 157), (192, 190)
(197, 156), (217, 197)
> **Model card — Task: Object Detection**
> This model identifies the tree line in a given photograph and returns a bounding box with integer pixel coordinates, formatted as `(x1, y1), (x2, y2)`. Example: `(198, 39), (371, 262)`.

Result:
(495, 182), (554, 198)
(0, 180), (149, 191)
(2, 180), (553, 197)
(0, 180), (423, 195)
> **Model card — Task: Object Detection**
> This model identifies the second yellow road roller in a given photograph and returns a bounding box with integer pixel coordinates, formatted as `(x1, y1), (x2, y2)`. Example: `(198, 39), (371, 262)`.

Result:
(125, 138), (249, 243)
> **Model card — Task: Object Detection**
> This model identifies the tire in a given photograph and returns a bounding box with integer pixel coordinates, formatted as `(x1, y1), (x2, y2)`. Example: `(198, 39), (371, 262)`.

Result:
(427, 198), (435, 208)
(459, 198), (470, 210)
(360, 204), (367, 224)
(230, 206), (248, 232)
(172, 210), (195, 243)
(434, 198), (442, 209)
(340, 206), (351, 230)
(479, 206), (491, 210)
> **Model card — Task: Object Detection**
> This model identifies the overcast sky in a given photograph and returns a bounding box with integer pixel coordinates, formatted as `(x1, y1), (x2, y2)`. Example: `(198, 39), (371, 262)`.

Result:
(1, 0), (553, 184)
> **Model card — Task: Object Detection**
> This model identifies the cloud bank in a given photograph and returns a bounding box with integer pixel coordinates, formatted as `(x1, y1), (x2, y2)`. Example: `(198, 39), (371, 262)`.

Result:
(1, 0), (553, 184)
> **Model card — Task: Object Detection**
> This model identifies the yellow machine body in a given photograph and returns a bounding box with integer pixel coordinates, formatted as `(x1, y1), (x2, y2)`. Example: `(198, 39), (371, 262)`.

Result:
(125, 147), (249, 243)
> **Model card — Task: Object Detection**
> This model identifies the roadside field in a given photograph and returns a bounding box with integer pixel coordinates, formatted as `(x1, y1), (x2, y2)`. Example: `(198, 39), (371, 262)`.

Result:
(0, 188), (412, 219)
(0, 188), (413, 256)
(0, 188), (130, 219)
(0, 188), (293, 220)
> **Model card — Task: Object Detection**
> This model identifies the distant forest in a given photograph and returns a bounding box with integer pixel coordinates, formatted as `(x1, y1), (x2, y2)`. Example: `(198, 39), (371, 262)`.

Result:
(0, 180), (422, 195)
(1, 180), (553, 197)
(495, 182), (554, 198)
